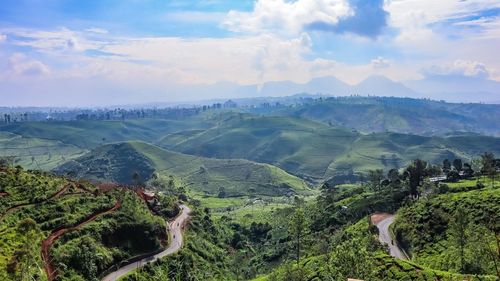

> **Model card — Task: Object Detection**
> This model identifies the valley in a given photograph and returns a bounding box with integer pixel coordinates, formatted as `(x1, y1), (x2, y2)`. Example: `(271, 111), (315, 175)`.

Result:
(1, 97), (499, 281)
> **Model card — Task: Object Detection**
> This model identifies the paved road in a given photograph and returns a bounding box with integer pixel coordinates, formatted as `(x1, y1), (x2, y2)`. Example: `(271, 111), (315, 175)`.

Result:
(375, 215), (408, 260)
(102, 205), (192, 281)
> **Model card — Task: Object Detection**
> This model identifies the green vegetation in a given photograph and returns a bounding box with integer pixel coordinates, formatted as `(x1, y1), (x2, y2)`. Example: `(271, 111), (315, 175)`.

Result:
(258, 96), (500, 136)
(0, 118), (213, 149)
(394, 188), (500, 276)
(121, 207), (235, 281)
(2, 102), (500, 281)
(0, 132), (86, 170)
(55, 141), (311, 198)
(0, 166), (174, 281)
(158, 113), (500, 183)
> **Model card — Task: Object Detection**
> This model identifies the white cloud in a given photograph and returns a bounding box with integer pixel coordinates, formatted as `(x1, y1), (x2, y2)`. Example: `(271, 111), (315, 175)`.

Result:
(423, 60), (491, 78)
(4, 27), (93, 53)
(85, 28), (108, 34)
(7, 53), (50, 76)
(371, 56), (390, 69)
(0, 34), (6, 42)
(223, 0), (352, 36)
(386, 0), (500, 45)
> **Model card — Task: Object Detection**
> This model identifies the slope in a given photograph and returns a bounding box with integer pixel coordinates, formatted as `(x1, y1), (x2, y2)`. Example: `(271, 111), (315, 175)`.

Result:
(158, 114), (358, 182)
(54, 141), (310, 197)
(0, 118), (213, 149)
(256, 96), (500, 136)
(157, 114), (500, 183)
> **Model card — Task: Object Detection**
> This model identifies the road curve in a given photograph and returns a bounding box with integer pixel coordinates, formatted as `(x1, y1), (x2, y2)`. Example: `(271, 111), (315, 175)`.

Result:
(102, 204), (192, 281)
(374, 214), (408, 260)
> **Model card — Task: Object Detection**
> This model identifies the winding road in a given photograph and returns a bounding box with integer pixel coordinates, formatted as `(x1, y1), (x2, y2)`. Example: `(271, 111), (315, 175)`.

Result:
(372, 213), (408, 260)
(102, 204), (192, 281)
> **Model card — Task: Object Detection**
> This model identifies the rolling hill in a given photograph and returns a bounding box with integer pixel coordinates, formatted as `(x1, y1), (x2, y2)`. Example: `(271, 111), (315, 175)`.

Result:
(0, 118), (214, 149)
(54, 141), (310, 197)
(157, 114), (500, 183)
(0, 131), (86, 170)
(256, 96), (500, 136)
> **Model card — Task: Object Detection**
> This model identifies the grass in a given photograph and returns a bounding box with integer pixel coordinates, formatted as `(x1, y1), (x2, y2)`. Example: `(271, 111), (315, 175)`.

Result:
(445, 176), (500, 190)
(0, 132), (87, 170)
(157, 113), (500, 183)
(56, 141), (312, 198)
(0, 118), (213, 149)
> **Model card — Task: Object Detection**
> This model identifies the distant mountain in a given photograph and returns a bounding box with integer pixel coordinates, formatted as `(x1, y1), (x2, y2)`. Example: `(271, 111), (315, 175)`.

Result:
(258, 76), (351, 96)
(175, 75), (421, 101)
(354, 75), (420, 98)
(404, 75), (500, 103)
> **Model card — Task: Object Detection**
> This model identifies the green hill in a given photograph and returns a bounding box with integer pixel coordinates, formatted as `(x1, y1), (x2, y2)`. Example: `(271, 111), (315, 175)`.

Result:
(158, 114), (500, 183)
(256, 96), (500, 136)
(0, 118), (213, 149)
(54, 141), (310, 197)
(158, 114), (358, 182)
(0, 131), (87, 170)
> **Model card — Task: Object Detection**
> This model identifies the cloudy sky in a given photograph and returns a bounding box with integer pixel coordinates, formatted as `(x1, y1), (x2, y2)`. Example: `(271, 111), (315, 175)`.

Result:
(1, 0), (500, 106)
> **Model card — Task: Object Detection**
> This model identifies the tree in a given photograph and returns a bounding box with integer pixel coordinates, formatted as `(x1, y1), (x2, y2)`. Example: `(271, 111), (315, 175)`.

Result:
(449, 208), (468, 273)
(368, 169), (384, 192)
(463, 163), (474, 178)
(132, 171), (141, 187)
(446, 170), (460, 182)
(217, 186), (226, 198)
(453, 158), (463, 172)
(405, 159), (427, 198)
(443, 159), (452, 174)
(387, 168), (400, 183)
(289, 207), (309, 264)
(481, 152), (497, 188)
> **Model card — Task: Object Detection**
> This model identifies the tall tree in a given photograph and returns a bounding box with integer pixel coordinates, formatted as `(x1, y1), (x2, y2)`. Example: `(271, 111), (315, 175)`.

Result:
(449, 208), (468, 274)
(481, 152), (497, 188)
(289, 207), (309, 265)
(453, 158), (463, 172)
(405, 159), (427, 198)
(443, 159), (452, 174)
(463, 163), (474, 178)
(368, 169), (384, 192)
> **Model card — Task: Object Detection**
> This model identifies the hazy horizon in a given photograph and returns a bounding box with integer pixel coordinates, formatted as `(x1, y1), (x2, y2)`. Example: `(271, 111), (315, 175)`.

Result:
(1, 0), (500, 106)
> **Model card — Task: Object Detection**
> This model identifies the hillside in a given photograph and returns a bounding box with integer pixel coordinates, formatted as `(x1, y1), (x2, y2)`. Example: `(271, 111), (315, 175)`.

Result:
(0, 118), (213, 149)
(393, 183), (500, 276)
(252, 96), (500, 136)
(157, 114), (500, 183)
(54, 141), (310, 197)
(0, 166), (168, 281)
(0, 131), (86, 170)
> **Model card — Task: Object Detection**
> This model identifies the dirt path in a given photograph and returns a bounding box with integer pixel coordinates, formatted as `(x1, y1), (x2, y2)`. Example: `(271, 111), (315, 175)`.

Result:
(102, 204), (191, 281)
(372, 213), (408, 260)
(0, 183), (71, 221)
(42, 201), (121, 281)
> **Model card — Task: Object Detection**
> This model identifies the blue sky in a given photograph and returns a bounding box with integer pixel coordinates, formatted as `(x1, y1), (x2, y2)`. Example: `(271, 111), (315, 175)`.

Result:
(1, 0), (500, 106)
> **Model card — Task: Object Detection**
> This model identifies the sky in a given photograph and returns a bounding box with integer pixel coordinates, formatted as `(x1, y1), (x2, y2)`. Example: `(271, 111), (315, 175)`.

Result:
(1, 0), (500, 106)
